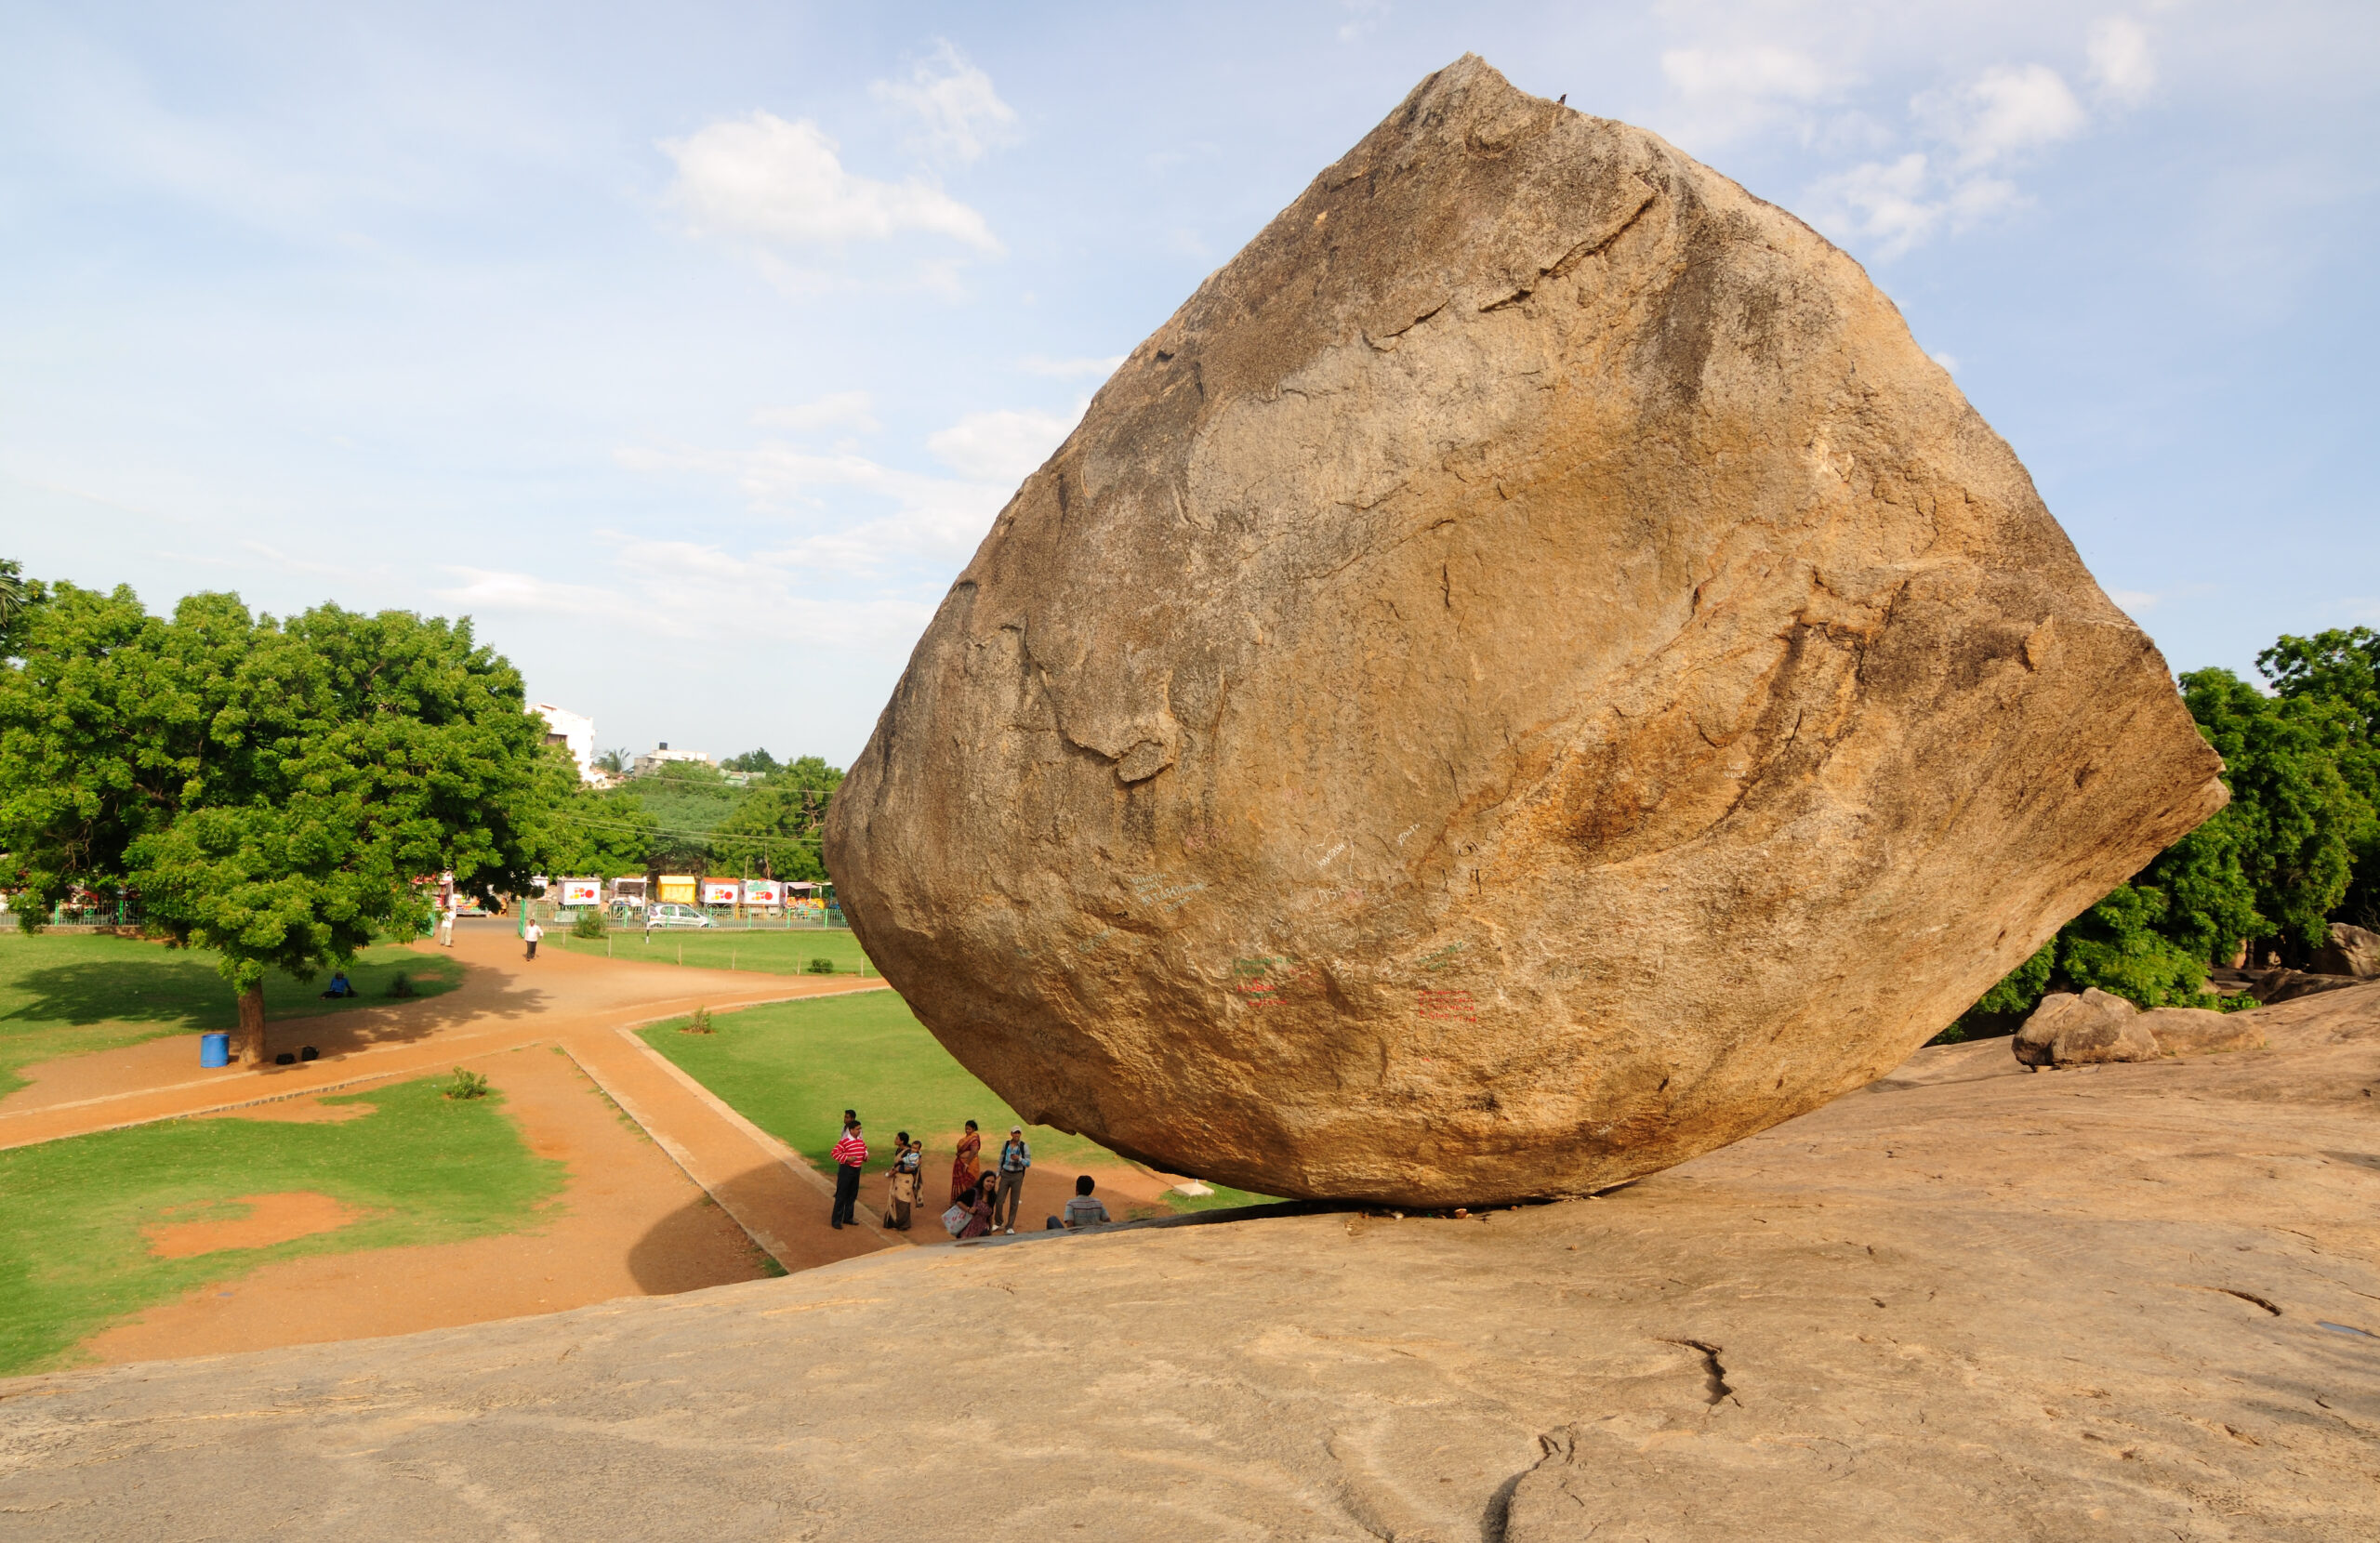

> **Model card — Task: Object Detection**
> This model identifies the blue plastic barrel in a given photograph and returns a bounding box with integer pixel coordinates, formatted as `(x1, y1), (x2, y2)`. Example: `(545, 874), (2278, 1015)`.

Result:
(200, 1032), (231, 1068)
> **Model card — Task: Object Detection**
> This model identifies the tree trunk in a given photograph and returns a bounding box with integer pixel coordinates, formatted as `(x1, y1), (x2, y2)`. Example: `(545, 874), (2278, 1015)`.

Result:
(237, 983), (267, 1066)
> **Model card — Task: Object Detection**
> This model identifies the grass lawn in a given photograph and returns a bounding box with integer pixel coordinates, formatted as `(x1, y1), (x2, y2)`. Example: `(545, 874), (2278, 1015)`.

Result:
(549, 926), (876, 977)
(0, 1074), (564, 1376)
(638, 993), (1276, 1215)
(0, 932), (464, 1099)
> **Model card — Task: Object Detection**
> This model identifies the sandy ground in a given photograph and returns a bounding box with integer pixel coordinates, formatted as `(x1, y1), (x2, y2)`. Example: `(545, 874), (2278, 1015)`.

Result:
(84, 1043), (770, 1365)
(142, 1192), (361, 1259)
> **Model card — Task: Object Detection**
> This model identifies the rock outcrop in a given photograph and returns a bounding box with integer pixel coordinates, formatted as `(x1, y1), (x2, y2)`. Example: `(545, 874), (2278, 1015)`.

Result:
(2016, 987), (2161, 1065)
(2138, 1003), (2267, 1055)
(824, 55), (2228, 1205)
(8, 985), (2377, 1542)
(2316, 921), (2380, 979)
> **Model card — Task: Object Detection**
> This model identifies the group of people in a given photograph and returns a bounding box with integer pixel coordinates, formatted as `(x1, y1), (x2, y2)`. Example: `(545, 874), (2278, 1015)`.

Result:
(827, 1112), (1111, 1238)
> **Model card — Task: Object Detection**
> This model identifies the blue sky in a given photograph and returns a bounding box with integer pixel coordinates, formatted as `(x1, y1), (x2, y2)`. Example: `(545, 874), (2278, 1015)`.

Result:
(3, 2), (2373, 766)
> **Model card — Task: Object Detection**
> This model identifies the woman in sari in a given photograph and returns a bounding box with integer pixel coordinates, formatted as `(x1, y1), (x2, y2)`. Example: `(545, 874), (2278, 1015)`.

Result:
(884, 1131), (921, 1231)
(958, 1176), (997, 1239)
(950, 1119), (982, 1205)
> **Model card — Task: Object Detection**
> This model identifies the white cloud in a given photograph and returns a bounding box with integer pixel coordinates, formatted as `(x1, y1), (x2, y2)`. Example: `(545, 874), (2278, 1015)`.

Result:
(1019, 353), (1126, 378)
(2087, 18), (2157, 108)
(755, 391), (879, 433)
(1921, 64), (2088, 169)
(660, 112), (998, 252)
(1659, 45), (1842, 147)
(1930, 350), (1960, 374)
(926, 405), (1082, 485)
(435, 567), (628, 616)
(869, 42), (1017, 165)
(2108, 588), (2160, 616)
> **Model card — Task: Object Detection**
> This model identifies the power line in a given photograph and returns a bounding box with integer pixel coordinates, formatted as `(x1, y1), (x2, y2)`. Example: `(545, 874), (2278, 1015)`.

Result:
(546, 811), (825, 848)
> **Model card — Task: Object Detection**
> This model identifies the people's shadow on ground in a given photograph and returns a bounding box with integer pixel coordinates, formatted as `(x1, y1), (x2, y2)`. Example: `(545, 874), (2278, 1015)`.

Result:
(627, 1194), (786, 1295)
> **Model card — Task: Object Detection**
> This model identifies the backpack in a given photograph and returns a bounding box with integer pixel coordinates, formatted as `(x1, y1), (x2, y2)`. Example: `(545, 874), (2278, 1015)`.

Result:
(942, 1204), (971, 1237)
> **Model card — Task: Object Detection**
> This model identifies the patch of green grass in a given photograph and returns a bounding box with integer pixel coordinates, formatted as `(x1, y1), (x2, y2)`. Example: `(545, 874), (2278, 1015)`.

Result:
(0, 1075), (565, 1376)
(1163, 1181), (1279, 1215)
(638, 991), (1113, 1180)
(548, 926), (875, 977)
(0, 933), (464, 1099)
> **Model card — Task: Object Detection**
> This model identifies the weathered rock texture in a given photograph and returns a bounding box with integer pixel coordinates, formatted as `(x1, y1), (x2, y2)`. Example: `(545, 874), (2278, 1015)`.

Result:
(825, 56), (2228, 1205)
(2017, 987), (2161, 1066)
(2139, 1003), (2268, 1056)
(7, 987), (2377, 1542)
(2318, 922), (2380, 979)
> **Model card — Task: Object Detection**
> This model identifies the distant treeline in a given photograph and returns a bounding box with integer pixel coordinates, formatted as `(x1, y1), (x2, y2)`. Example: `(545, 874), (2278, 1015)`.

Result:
(547, 754), (842, 885)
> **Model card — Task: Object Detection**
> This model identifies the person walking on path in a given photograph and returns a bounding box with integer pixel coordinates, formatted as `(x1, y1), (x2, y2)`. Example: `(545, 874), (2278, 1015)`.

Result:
(522, 919), (543, 962)
(884, 1131), (920, 1232)
(437, 904), (456, 948)
(829, 1118), (867, 1229)
(950, 1119), (982, 1205)
(994, 1126), (1032, 1234)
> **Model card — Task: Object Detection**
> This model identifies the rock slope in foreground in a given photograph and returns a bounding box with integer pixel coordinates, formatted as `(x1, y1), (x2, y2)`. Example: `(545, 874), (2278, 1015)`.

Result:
(825, 54), (2227, 1204)
(9, 987), (2376, 1541)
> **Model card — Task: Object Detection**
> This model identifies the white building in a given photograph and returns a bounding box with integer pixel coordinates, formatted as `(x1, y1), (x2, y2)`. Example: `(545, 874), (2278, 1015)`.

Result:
(632, 743), (716, 777)
(531, 703), (599, 784)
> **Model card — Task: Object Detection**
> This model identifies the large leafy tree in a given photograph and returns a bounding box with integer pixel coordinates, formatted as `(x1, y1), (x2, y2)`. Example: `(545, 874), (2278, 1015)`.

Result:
(543, 785), (662, 878)
(2258, 627), (2380, 927)
(709, 755), (841, 882)
(0, 586), (566, 1062)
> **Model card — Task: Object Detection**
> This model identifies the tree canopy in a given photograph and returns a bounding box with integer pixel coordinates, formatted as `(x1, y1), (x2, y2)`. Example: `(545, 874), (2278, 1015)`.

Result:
(709, 756), (842, 881)
(0, 584), (569, 1060)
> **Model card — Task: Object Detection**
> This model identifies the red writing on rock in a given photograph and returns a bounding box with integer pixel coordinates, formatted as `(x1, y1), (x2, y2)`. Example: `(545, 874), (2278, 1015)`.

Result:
(1418, 988), (1476, 1021)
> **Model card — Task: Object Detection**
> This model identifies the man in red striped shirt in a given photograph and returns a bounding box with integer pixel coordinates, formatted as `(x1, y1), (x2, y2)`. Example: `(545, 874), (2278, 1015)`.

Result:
(828, 1118), (867, 1229)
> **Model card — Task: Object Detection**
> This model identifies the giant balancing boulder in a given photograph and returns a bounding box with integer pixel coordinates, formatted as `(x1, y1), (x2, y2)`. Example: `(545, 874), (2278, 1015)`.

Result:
(824, 56), (2228, 1207)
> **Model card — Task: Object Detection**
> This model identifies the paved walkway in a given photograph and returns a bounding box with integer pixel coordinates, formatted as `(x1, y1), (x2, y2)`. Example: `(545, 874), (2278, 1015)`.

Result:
(0, 920), (904, 1273)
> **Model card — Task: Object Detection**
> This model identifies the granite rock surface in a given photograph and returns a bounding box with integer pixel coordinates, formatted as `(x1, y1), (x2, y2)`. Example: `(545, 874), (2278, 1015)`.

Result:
(6, 986), (2376, 1542)
(824, 55), (2227, 1204)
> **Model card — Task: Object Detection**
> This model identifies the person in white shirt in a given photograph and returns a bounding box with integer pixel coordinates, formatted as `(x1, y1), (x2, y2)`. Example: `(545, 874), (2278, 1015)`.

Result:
(523, 919), (543, 961)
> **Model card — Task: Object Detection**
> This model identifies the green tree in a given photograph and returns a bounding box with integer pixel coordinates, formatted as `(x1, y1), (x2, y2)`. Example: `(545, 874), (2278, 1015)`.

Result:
(2182, 666), (2372, 956)
(722, 747), (780, 774)
(0, 587), (565, 1063)
(710, 756), (842, 882)
(541, 785), (661, 878)
(0, 559), (44, 657)
(2258, 628), (2380, 927)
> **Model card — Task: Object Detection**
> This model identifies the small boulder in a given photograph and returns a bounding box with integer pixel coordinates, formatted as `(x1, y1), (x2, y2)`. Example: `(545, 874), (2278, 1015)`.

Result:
(2314, 923), (2380, 980)
(2136, 1006), (2265, 1056)
(2015, 989), (2159, 1067)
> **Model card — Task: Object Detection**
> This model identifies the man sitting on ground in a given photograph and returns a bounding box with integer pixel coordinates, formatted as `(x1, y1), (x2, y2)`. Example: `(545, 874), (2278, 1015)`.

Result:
(319, 969), (354, 998)
(1047, 1174), (1112, 1231)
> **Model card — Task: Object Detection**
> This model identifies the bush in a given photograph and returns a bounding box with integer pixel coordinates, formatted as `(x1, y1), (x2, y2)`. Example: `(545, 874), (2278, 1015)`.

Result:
(385, 972), (417, 998)
(805, 957), (836, 974)
(443, 1067), (490, 1101)
(681, 1004), (714, 1035)
(570, 909), (607, 940)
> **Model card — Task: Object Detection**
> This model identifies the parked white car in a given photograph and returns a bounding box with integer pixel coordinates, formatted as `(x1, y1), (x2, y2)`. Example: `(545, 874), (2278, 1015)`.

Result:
(644, 903), (714, 929)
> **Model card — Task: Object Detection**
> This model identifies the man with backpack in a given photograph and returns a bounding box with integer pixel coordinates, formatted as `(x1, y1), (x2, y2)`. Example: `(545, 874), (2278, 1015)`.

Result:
(993, 1126), (1032, 1234)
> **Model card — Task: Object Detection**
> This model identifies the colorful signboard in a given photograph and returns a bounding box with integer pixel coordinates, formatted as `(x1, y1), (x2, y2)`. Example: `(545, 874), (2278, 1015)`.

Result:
(743, 879), (784, 909)
(701, 878), (740, 906)
(657, 875), (697, 904)
(559, 878), (602, 907)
